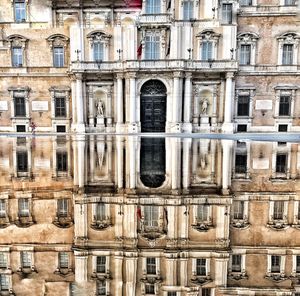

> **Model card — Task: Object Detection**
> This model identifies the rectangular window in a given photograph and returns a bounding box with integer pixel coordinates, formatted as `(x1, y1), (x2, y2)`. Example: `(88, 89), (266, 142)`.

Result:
(96, 256), (106, 273)
(231, 254), (242, 272)
(21, 251), (31, 268)
(14, 0), (26, 22)
(53, 47), (64, 67)
(278, 124), (288, 132)
(16, 125), (26, 132)
(282, 44), (293, 65)
(296, 255), (300, 273)
(183, 1), (193, 20)
(196, 258), (206, 276)
(146, 257), (156, 275)
(145, 35), (160, 60)
(167, 292), (177, 296)
(0, 275), (9, 291)
(271, 255), (280, 273)
(0, 253), (7, 269)
(276, 154), (287, 173)
(57, 152), (67, 172)
(95, 203), (106, 221)
(237, 96), (250, 116)
(273, 201), (284, 220)
(240, 0), (252, 5)
(145, 284), (155, 295)
(14, 97), (26, 117)
(93, 42), (104, 61)
(222, 3), (232, 24)
(55, 97), (66, 118)
(0, 200), (6, 218)
(285, 0), (295, 5)
(235, 154), (247, 174)
(196, 205), (208, 222)
(56, 125), (66, 133)
(18, 198), (29, 217)
(144, 206), (159, 227)
(57, 199), (68, 217)
(145, 0), (161, 14)
(59, 252), (69, 269)
(240, 44), (251, 65)
(12, 47), (23, 67)
(233, 201), (244, 220)
(237, 124), (247, 132)
(97, 281), (106, 296)
(17, 151), (28, 172)
(202, 289), (211, 296)
(279, 96), (291, 116)
(201, 42), (213, 61)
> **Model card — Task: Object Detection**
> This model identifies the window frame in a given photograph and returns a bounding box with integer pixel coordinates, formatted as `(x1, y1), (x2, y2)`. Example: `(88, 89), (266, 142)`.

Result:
(14, 0), (26, 23)
(18, 198), (30, 217)
(53, 46), (65, 68)
(145, 0), (161, 14)
(55, 97), (67, 118)
(144, 33), (161, 60)
(221, 3), (233, 24)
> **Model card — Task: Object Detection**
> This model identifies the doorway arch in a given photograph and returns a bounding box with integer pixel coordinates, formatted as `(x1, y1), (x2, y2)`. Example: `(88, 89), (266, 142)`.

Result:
(140, 80), (167, 132)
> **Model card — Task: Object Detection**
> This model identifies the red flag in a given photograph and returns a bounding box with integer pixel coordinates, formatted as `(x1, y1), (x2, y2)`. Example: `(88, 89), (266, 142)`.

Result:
(124, 0), (142, 8)
(137, 43), (142, 59)
(137, 207), (142, 219)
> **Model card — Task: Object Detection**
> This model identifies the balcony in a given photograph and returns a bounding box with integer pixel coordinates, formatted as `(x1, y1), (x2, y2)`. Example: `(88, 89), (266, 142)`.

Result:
(70, 59), (238, 74)
(137, 14), (172, 26)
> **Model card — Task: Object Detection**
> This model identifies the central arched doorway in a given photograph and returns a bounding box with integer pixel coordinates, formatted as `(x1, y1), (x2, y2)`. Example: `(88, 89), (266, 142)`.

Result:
(140, 80), (167, 132)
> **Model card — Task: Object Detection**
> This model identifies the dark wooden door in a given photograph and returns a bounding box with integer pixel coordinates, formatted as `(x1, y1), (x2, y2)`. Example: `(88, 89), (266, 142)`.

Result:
(141, 95), (166, 132)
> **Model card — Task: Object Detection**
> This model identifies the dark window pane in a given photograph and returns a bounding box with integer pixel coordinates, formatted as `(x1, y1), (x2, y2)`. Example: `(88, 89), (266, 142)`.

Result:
(237, 125), (247, 132)
(235, 154), (247, 174)
(276, 154), (287, 173)
(279, 96), (291, 116)
(196, 258), (206, 276)
(96, 256), (106, 273)
(233, 201), (244, 220)
(282, 44), (293, 65)
(56, 125), (66, 133)
(55, 97), (66, 117)
(278, 124), (288, 132)
(145, 284), (155, 294)
(14, 97), (26, 117)
(16, 125), (26, 132)
(202, 288), (211, 296)
(237, 96), (250, 116)
(273, 201), (284, 220)
(240, 44), (251, 65)
(146, 257), (156, 275)
(232, 254), (241, 272)
(17, 151), (28, 172)
(57, 199), (68, 217)
(57, 152), (67, 172)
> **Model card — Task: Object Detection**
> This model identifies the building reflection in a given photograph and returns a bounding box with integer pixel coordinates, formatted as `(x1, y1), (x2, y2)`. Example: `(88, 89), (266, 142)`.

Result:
(0, 136), (300, 295)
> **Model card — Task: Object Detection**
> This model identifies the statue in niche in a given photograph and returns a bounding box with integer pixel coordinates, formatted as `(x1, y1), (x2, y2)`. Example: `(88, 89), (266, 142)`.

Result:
(96, 99), (105, 117)
(200, 155), (207, 170)
(201, 98), (209, 115)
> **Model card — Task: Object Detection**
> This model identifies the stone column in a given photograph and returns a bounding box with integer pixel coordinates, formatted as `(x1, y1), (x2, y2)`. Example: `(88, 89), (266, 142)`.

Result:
(221, 140), (232, 195)
(88, 86), (94, 128)
(182, 138), (192, 189)
(74, 251), (88, 283)
(75, 73), (85, 132)
(212, 85), (218, 126)
(107, 87), (113, 127)
(77, 135), (86, 188)
(222, 72), (234, 133)
(183, 72), (192, 132)
(71, 79), (77, 127)
(128, 136), (137, 189)
(179, 253), (188, 287)
(165, 254), (177, 286)
(116, 136), (124, 189)
(172, 72), (183, 132)
(124, 253), (138, 296)
(128, 73), (137, 132)
(215, 257), (228, 287)
(116, 74), (124, 132)
(114, 254), (124, 296)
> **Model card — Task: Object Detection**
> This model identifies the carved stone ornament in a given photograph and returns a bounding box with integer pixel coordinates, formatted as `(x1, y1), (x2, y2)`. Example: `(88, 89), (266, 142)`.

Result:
(53, 216), (73, 228)
(265, 272), (288, 282)
(90, 217), (112, 231)
(190, 275), (212, 285)
(228, 271), (248, 280)
(14, 215), (35, 228)
(46, 34), (69, 49)
(54, 267), (73, 277)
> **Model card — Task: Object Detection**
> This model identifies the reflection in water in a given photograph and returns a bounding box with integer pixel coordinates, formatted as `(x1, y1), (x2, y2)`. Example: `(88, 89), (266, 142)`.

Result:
(0, 136), (300, 295)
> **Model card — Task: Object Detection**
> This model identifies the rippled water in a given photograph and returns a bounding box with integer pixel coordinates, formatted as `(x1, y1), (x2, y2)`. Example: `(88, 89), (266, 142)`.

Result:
(0, 135), (299, 295)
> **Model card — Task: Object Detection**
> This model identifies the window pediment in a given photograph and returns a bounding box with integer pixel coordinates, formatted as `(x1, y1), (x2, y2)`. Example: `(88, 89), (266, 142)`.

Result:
(277, 32), (300, 43)
(197, 30), (220, 42)
(87, 31), (112, 43)
(6, 34), (28, 48)
(237, 32), (259, 43)
(46, 34), (69, 49)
